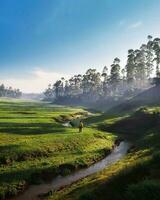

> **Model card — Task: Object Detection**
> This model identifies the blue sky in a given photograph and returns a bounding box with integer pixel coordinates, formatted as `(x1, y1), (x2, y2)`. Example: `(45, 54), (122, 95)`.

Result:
(0, 0), (160, 92)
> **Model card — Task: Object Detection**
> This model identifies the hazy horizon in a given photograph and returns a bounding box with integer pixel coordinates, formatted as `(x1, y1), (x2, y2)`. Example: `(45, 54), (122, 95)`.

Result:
(0, 0), (160, 93)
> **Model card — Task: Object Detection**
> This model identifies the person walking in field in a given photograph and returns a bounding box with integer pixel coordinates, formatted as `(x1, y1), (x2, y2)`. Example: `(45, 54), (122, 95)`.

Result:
(79, 120), (84, 133)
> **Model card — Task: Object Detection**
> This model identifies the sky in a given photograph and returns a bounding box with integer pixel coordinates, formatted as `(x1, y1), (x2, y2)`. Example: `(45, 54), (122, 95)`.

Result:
(0, 0), (160, 93)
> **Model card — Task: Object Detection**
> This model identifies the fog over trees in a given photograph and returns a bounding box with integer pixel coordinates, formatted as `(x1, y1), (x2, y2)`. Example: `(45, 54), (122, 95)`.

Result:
(44, 36), (160, 105)
(0, 84), (22, 98)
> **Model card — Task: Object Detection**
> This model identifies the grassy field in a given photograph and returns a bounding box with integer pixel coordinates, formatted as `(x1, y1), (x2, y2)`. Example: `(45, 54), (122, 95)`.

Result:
(48, 106), (160, 200)
(0, 98), (116, 199)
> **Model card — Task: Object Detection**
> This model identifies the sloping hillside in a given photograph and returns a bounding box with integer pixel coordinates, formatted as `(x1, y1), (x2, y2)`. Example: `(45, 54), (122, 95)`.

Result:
(109, 85), (160, 114)
(132, 85), (160, 103)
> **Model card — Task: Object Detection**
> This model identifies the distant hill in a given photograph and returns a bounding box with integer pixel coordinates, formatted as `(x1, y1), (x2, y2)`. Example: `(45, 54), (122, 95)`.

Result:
(108, 85), (160, 114)
(21, 93), (44, 100)
(132, 85), (160, 103)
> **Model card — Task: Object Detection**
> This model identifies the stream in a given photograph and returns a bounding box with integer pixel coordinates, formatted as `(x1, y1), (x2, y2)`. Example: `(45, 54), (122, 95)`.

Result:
(12, 141), (130, 200)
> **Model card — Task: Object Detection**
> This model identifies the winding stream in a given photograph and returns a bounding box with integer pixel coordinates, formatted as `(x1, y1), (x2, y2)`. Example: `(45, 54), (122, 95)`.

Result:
(12, 141), (130, 200)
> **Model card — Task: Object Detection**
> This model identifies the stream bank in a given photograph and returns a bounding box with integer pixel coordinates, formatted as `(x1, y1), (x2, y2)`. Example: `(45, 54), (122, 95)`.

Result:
(12, 141), (130, 200)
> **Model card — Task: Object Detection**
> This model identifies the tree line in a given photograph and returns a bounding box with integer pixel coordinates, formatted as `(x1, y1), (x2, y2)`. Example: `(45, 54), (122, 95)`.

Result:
(0, 84), (22, 98)
(44, 35), (160, 104)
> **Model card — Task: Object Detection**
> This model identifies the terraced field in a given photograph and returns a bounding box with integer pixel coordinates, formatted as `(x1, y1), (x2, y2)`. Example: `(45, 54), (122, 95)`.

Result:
(0, 98), (115, 199)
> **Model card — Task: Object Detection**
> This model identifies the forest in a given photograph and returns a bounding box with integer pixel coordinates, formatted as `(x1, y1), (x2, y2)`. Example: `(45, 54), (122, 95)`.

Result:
(44, 35), (160, 105)
(0, 84), (22, 98)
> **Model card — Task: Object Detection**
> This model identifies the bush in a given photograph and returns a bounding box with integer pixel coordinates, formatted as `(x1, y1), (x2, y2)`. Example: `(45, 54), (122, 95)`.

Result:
(79, 193), (95, 200)
(126, 180), (160, 200)
(152, 151), (160, 165)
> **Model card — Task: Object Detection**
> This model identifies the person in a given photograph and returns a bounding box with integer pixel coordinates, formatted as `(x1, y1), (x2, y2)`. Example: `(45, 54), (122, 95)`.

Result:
(112, 144), (115, 150)
(79, 120), (84, 133)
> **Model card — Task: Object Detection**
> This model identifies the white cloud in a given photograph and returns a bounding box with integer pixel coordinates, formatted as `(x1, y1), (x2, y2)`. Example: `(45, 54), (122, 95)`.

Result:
(1, 68), (69, 93)
(128, 21), (143, 29)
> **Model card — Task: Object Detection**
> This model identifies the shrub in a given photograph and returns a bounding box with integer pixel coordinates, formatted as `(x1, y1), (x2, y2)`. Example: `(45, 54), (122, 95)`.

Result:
(152, 151), (160, 165)
(126, 180), (160, 200)
(79, 192), (95, 200)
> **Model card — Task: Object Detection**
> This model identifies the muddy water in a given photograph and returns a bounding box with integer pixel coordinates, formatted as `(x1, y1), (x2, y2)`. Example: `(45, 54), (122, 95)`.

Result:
(12, 141), (130, 200)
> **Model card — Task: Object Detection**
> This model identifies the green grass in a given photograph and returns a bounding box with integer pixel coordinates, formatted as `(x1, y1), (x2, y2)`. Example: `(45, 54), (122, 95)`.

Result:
(48, 106), (160, 200)
(0, 98), (116, 199)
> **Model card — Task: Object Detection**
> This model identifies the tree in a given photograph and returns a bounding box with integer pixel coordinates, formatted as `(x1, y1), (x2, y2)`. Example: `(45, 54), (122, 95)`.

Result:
(102, 66), (108, 82)
(134, 46), (148, 88)
(146, 35), (154, 78)
(68, 74), (82, 96)
(64, 80), (70, 96)
(0, 84), (21, 98)
(126, 49), (136, 84)
(152, 38), (160, 77)
(53, 79), (64, 98)
(82, 69), (102, 100)
(121, 68), (126, 81)
(44, 84), (54, 100)
(110, 57), (121, 91)
(0, 84), (6, 97)
(43, 35), (159, 104)
(102, 66), (109, 95)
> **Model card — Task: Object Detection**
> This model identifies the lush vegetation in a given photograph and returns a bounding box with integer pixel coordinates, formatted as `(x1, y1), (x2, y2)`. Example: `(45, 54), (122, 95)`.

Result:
(0, 84), (22, 98)
(44, 36), (160, 105)
(1, 71), (160, 200)
(48, 106), (160, 200)
(0, 8), (160, 198)
(0, 98), (116, 199)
